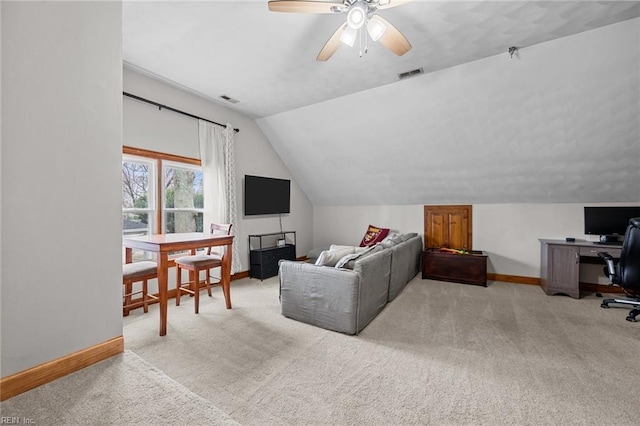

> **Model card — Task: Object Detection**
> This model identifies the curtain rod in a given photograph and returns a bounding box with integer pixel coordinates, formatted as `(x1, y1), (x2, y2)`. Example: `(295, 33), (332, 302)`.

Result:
(123, 92), (239, 133)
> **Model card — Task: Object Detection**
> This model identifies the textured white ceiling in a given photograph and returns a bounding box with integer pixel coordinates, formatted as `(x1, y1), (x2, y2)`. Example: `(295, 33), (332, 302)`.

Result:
(255, 16), (640, 205)
(123, 1), (640, 118)
(123, 1), (640, 205)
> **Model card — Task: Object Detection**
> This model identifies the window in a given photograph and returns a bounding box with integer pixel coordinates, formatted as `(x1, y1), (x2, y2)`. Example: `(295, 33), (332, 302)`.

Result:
(163, 161), (204, 233)
(122, 156), (155, 237)
(122, 147), (203, 259)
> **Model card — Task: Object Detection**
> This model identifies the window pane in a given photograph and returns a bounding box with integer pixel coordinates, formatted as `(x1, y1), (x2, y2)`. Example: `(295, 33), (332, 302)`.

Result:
(164, 166), (203, 208)
(165, 211), (204, 233)
(122, 212), (151, 236)
(122, 213), (154, 261)
(122, 161), (150, 209)
(164, 163), (203, 233)
(123, 156), (155, 261)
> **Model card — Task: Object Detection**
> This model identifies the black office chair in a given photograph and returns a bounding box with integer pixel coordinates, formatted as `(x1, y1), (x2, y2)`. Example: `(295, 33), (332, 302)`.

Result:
(598, 217), (640, 322)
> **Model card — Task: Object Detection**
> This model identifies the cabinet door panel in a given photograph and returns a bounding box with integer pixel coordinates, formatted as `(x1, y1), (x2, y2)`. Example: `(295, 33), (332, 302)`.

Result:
(448, 212), (469, 250)
(426, 212), (447, 248)
(549, 245), (579, 289)
(424, 205), (472, 250)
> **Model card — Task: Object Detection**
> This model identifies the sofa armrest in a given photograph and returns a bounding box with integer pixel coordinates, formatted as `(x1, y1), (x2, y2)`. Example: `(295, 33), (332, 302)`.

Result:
(279, 261), (361, 334)
(388, 235), (423, 301)
(353, 249), (392, 332)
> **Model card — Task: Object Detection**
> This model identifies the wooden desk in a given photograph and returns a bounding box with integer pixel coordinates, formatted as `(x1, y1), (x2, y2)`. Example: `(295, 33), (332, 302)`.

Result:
(539, 239), (621, 299)
(123, 232), (234, 336)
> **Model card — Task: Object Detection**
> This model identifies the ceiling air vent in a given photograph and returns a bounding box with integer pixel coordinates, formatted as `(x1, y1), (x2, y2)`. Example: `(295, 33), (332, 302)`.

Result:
(398, 67), (424, 80)
(220, 95), (239, 104)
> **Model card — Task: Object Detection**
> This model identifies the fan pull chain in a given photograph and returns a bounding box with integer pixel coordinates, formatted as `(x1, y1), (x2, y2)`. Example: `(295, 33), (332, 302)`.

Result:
(363, 25), (368, 55)
(358, 26), (368, 57)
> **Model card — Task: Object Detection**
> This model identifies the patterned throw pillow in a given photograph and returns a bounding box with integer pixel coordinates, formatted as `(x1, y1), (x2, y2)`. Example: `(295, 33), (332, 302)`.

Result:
(359, 224), (390, 247)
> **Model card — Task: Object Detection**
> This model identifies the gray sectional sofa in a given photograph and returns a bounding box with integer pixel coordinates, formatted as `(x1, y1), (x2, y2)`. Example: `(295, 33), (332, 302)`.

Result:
(278, 234), (422, 335)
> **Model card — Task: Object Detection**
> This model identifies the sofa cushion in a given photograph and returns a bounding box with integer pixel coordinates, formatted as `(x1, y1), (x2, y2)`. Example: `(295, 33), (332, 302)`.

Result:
(380, 233), (404, 248)
(330, 244), (368, 253)
(315, 247), (355, 267)
(307, 245), (330, 263)
(336, 244), (384, 270)
(400, 232), (419, 241)
(359, 225), (390, 247)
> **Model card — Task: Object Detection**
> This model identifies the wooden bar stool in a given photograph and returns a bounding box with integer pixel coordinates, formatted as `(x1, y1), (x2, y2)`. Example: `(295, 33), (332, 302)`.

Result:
(175, 223), (232, 314)
(123, 261), (159, 316)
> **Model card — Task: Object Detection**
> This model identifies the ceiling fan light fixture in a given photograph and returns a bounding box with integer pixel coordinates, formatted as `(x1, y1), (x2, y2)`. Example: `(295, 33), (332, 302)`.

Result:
(346, 3), (367, 29)
(367, 15), (387, 41)
(339, 25), (357, 47)
(266, 0), (412, 61)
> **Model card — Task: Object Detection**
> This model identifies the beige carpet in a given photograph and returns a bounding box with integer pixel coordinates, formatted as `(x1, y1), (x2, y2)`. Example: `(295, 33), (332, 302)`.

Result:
(122, 276), (640, 425)
(0, 350), (238, 425)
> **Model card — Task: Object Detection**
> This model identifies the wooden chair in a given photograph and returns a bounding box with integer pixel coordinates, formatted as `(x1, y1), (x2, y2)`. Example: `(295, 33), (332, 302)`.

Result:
(175, 223), (233, 313)
(122, 260), (159, 316)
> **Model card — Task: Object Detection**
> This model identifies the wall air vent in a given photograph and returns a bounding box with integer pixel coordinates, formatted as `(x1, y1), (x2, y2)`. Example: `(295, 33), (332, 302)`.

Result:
(220, 95), (239, 104)
(398, 67), (424, 80)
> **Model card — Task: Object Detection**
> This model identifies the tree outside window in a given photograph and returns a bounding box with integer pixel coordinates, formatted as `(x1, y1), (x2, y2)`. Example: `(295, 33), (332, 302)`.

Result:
(163, 162), (204, 233)
(122, 158), (154, 237)
(122, 150), (204, 261)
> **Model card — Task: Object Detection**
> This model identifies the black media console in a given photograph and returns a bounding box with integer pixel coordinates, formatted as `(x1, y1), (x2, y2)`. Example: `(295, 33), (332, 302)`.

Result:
(248, 231), (296, 280)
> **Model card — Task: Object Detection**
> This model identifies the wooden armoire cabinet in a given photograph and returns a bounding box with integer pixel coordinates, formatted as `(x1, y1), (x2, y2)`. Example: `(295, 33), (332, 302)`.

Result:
(423, 205), (472, 250)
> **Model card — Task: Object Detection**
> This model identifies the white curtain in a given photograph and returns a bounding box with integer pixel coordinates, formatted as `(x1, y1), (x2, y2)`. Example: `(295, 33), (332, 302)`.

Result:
(198, 120), (242, 274)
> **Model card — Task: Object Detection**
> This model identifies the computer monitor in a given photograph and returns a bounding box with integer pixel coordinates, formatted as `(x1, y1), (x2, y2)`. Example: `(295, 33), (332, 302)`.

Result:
(584, 206), (640, 241)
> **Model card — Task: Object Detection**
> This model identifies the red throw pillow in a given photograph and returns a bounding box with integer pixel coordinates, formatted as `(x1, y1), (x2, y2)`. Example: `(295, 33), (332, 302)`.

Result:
(359, 225), (390, 247)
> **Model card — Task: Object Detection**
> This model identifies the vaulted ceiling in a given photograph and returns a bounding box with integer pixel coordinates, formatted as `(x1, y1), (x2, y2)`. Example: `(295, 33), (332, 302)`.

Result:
(123, 1), (640, 205)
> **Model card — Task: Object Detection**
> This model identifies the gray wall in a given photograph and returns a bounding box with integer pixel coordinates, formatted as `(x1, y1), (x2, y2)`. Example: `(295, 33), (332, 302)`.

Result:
(1, 2), (123, 376)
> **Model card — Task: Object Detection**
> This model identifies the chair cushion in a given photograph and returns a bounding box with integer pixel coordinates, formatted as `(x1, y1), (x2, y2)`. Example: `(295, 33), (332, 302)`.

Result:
(175, 254), (223, 268)
(123, 261), (157, 279)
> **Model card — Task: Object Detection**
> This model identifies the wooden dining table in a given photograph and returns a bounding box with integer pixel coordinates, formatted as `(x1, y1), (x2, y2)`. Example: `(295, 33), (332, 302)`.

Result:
(123, 232), (234, 336)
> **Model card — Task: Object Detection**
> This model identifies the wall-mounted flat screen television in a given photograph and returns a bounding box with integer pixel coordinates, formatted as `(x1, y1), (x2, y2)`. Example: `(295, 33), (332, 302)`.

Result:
(584, 206), (640, 236)
(244, 175), (290, 216)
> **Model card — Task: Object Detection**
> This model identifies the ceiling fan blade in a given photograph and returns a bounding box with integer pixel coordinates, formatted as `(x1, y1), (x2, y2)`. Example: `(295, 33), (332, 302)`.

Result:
(376, 15), (412, 56)
(377, 0), (414, 10)
(268, 1), (344, 14)
(316, 22), (348, 61)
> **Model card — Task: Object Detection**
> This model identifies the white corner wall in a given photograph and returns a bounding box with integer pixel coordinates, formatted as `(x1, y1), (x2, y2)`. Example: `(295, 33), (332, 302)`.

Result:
(473, 203), (640, 278)
(313, 205), (424, 247)
(313, 202), (640, 279)
(1, 2), (123, 376)
(123, 68), (314, 272)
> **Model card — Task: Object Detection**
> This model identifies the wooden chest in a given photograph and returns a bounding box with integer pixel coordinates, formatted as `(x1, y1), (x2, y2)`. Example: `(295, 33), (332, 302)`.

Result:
(422, 249), (488, 287)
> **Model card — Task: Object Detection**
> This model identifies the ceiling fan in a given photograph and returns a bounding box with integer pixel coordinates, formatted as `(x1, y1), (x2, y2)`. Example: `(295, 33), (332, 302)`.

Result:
(268, 0), (413, 61)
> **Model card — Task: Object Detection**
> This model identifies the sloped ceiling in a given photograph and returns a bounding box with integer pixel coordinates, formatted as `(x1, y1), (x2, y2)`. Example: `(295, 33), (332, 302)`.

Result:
(256, 17), (640, 205)
(123, 1), (640, 205)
